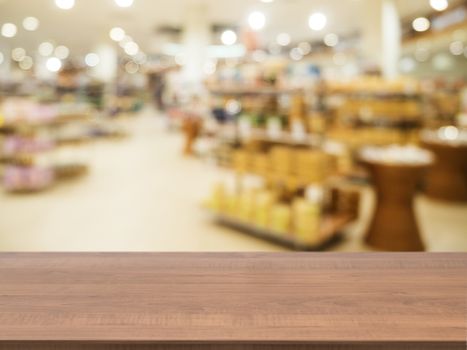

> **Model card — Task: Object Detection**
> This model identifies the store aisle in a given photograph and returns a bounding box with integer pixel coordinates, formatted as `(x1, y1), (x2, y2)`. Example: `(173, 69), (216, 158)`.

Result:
(1, 110), (466, 252)
(0, 110), (285, 251)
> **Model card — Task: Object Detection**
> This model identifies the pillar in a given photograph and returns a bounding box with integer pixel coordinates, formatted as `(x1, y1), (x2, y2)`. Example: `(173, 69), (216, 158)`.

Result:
(0, 43), (11, 82)
(359, 0), (401, 79)
(35, 55), (53, 81)
(91, 44), (118, 83)
(181, 3), (210, 87)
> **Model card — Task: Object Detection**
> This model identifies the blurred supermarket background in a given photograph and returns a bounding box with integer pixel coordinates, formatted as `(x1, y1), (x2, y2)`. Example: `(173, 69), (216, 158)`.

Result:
(0, 0), (466, 252)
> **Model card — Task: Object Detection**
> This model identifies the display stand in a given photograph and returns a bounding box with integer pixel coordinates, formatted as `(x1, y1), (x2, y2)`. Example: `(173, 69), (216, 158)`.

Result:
(363, 160), (431, 251)
(422, 140), (467, 203)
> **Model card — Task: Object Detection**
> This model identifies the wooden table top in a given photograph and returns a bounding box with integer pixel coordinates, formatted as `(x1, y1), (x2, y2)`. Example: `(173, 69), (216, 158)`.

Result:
(0, 253), (466, 346)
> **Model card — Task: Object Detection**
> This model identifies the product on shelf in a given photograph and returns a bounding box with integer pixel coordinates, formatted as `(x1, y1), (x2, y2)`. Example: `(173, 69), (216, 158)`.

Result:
(296, 150), (336, 184)
(270, 146), (296, 176)
(237, 189), (257, 221)
(292, 199), (321, 245)
(3, 165), (55, 192)
(252, 190), (276, 228)
(1, 99), (92, 128)
(330, 186), (361, 220)
(204, 181), (360, 250)
(336, 99), (422, 123)
(0, 98), (96, 194)
(232, 147), (338, 189)
(422, 126), (467, 146)
(327, 127), (419, 147)
(3, 136), (55, 156)
(269, 204), (292, 234)
(203, 182), (226, 212)
(1, 99), (57, 125)
(360, 145), (434, 166)
(326, 77), (421, 95)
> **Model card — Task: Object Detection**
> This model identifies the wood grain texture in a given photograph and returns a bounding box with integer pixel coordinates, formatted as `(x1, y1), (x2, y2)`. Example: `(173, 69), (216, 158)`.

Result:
(0, 344), (465, 350)
(0, 253), (466, 350)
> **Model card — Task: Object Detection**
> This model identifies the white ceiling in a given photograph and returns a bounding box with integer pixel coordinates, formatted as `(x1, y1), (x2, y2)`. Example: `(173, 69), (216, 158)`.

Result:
(0, 0), (459, 55)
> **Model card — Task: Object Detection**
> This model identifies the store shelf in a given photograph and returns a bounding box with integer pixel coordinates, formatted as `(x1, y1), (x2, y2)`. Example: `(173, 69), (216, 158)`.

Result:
(54, 164), (89, 180)
(2, 114), (91, 130)
(326, 90), (422, 99)
(56, 137), (92, 146)
(208, 86), (302, 96)
(210, 211), (353, 251)
(219, 127), (322, 147)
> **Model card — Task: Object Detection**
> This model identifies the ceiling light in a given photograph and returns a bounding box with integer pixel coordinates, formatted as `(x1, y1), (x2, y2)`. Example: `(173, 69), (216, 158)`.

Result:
(449, 41), (463, 55)
(290, 48), (303, 61)
(175, 54), (186, 66)
(134, 52), (147, 64)
(23, 17), (40, 31)
(430, 0), (448, 11)
(333, 53), (347, 66)
(110, 27), (125, 41)
(267, 43), (281, 55)
(85, 53), (100, 67)
(119, 35), (133, 48)
(324, 33), (339, 47)
(203, 60), (217, 75)
(125, 61), (139, 74)
(114, 0), (134, 8)
(415, 48), (430, 62)
(11, 48), (26, 62)
(224, 99), (241, 115)
(252, 50), (267, 62)
(298, 42), (311, 55)
(276, 33), (291, 46)
(46, 57), (62, 72)
(399, 57), (416, 73)
(260, 0), (274, 3)
(452, 29), (466, 42)
(248, 11), (266, 31)
(38, 42), (54, 57)
(55, 45), (70, 60)
(221, 30), (237, 46)
(19, 56), (33, 70)
(432, 53), (453, 71)
(308, 12), (327, 31)
(1, 23), (17, 38)
(412, 17), (430, 32)
(124, 42), (139, 56)
(55, 0), (75, 10)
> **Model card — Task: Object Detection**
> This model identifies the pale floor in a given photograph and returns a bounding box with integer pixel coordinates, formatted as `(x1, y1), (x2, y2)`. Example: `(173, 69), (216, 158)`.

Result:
(1, 111), (466, 252)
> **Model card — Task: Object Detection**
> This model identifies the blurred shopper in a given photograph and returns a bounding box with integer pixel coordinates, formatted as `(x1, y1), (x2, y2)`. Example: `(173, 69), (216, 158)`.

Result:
(182, 95), (207, 156)
(149, 72), (166, 112)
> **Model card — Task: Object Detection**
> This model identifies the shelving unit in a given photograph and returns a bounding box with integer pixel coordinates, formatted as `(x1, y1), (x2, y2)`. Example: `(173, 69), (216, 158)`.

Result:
(208, 85), (303, 96)
(0, 102), (94, 193)
(219, 126), (322, 148)
(211, 211), (352, 251)
(205, 83), (361, 250)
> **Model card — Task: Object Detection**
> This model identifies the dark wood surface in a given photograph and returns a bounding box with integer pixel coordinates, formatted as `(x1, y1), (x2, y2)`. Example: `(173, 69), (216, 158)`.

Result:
(0, 253), (466, 350)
